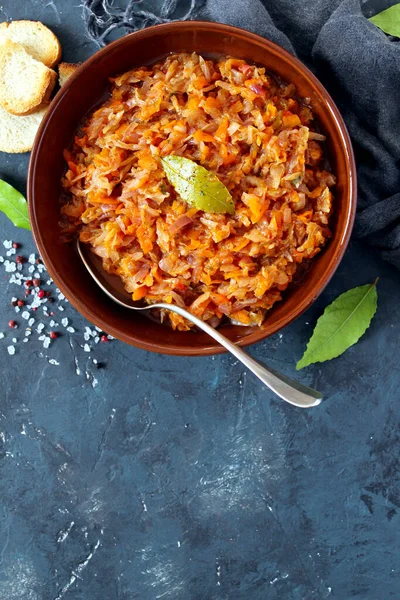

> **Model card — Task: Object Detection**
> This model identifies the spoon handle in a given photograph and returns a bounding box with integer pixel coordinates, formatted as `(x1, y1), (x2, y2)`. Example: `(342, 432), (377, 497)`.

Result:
(156, 303), (322, 408)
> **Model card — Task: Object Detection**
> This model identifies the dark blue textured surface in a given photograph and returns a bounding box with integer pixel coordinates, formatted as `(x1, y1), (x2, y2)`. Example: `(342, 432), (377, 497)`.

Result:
(0, 2), (399, 599)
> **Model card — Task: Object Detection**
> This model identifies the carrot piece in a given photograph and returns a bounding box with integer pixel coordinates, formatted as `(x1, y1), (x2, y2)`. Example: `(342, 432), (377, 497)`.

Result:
(297, 210), (313, 222)
(231, 310), (252, 325)
(215, 116), (229, 142)
(193, 75), (208, 89)
(223, 154), (237, 166)
(308, 186), (323, 199)
(193, 130), (215, 143)
(282, 113), (301, 128)
(186, 97), (200, 110)
(132, 287), (148, 301)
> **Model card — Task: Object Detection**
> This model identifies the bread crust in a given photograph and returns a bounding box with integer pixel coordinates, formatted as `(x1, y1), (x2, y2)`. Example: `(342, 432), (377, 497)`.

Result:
(0, 39), (57, 116)
(0, 20), (61, 68)
(58, 62), (80, 87)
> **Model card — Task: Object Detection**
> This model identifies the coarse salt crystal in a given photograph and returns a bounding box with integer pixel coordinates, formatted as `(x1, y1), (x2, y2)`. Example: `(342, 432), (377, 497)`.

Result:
(4, 261), (16, 273)
(50, 320), (56, 327)
(95, 326), (102, 332)
(25, 330), (32, 336)
(21, 311), (30, 320)
(92, 358), (98, 364)
(23, 338), (28, 343)
(94, 336), (100, 344)
(49, 359), (59, 366)
(38, 335), (45, 341)
(66, 326), (75, 333)
(43, 337), (51, 349)
(84, 332), (90, 341)
(3, 240), (12, 249)
(37, 323), (45, 333)
(14, 307), (20, 313)
(12, 337), (17, 343)
(61, 318), (69, 327)
(33, 272), (40, 278)
(28, 318), (35, 327)
(58, 293), (65, 301)
(7, 346), (15, 355)
(0, 333), (4, 339)
(58, 306), (64, 312)
(31, 297), (41, 309)
(28, 265), (35, 273)
(0, 256), (3, 263)
(83, 344), (91, 352)
(28, 254), (36, 264)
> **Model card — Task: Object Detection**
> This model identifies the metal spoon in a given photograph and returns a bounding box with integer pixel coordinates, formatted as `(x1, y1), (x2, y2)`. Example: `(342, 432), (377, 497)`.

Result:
(77, 240), (322, 408)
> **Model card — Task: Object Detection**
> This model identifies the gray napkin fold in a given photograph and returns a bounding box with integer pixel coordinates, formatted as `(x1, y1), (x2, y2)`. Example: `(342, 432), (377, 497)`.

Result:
(84, 0), (400, 268)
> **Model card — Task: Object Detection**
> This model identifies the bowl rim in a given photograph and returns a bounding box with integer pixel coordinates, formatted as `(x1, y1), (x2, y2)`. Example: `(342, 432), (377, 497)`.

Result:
(28, 20), (357, 356)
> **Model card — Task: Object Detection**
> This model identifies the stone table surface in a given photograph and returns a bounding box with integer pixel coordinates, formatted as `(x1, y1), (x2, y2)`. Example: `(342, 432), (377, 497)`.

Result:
(0, 1), (399, 599)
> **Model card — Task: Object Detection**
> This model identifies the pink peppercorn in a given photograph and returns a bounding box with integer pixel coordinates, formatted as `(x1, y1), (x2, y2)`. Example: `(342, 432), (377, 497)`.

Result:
(17, 300), (24, 307)
(49, 331), (58, 339)
(32, 278), (40, 287)
(101, 335), (108, 343)
(37, 290), (45, 299)
(16, 255), (25, 264)
(25, 280), (33, 287)
(8, 320), (16, 328)
(12, 242), (19, 249)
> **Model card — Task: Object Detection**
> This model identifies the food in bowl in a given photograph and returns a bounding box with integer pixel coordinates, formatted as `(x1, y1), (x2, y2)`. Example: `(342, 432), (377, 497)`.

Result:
(61, 52), (335, 331)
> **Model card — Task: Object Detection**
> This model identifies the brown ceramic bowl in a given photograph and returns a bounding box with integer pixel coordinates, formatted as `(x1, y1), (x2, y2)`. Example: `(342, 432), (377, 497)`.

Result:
(28, 21), (356, 356)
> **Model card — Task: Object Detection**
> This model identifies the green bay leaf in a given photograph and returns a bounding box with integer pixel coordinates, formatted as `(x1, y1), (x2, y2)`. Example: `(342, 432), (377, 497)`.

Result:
(161, 155), (234, 215)
(296, 280), (378, 370)
(0, 179), (31, 230)
(369, 4), (400, 37)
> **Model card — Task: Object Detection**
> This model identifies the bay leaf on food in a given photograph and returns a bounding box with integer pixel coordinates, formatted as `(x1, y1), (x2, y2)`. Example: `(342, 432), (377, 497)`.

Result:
(161, 155), (235, 215)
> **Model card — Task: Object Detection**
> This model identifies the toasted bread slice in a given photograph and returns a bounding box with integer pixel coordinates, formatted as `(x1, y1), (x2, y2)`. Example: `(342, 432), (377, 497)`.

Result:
(0, 20), (61, 68)
(0, 39), (57, 115)
(58, 62), (80, 87)
(0, 104), (47, 153)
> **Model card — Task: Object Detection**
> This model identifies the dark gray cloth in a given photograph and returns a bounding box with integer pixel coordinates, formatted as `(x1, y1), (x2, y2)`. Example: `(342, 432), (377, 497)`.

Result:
(83, 0), (400, 267)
